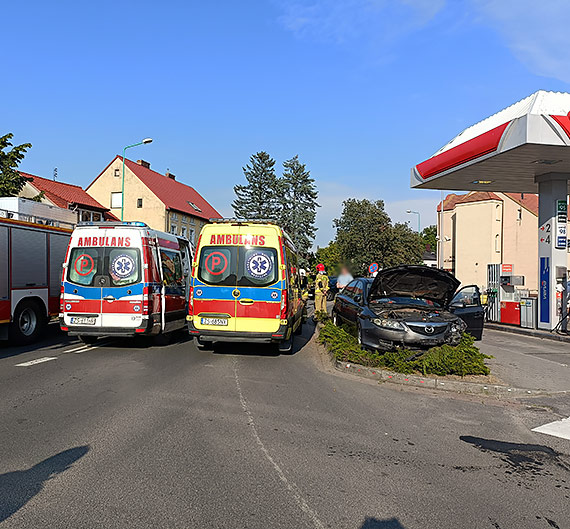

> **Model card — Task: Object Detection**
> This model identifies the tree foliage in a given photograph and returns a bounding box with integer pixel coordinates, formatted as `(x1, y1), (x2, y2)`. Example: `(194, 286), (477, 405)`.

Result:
(315, 241), (341, 276)
(421, 224), (437, 253)
(334, 198), (424, 275)
(232, 152), (319, 262)
(279, 155), (319, 256)
(0, 134), (32, 197)
(232, 152), (281, 220)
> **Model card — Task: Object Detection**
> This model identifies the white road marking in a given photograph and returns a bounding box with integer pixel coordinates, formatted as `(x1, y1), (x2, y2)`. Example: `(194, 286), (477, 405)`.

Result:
(64, 340), (113, 354)
(66, 345), (90, 353)
(532, 417), (570, 441)
(16, 357), (57, 367)
(233, 360), (326, 529)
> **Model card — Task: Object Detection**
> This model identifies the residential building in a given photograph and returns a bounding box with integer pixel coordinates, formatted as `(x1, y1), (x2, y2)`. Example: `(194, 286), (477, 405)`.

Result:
(86, 157), (221, 245)
(437, 191), (569, 292)
(18, 172), (114, 222)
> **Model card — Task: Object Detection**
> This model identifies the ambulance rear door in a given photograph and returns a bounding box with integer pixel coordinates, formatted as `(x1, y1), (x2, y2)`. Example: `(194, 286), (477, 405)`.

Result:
(193, 240), (238, 332)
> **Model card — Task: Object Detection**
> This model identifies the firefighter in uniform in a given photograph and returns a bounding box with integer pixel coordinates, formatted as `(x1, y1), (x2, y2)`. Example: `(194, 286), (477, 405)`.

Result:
(314, 263), (329, 313)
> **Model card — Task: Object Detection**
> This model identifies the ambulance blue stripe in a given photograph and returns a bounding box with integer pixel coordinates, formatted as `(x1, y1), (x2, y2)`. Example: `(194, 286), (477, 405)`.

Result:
(192, 281), (284, 302)
(63, 282), (145, 299)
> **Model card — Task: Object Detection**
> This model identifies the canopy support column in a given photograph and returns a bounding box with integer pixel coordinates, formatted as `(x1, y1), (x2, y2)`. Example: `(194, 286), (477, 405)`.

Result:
(537, 174), (569, 331)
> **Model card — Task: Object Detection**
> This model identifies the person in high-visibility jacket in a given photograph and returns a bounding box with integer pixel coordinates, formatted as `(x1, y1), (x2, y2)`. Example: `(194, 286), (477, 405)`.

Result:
(314, 263), (329, 313)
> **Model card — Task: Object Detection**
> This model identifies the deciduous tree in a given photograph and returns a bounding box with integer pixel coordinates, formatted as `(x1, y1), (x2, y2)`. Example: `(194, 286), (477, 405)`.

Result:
(0, 134), (32, 197)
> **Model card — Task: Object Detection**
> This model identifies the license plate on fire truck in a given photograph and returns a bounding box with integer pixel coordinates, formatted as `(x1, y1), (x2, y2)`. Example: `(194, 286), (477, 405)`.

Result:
(70, 317), (97, 325)
(201, 317), (228, 326)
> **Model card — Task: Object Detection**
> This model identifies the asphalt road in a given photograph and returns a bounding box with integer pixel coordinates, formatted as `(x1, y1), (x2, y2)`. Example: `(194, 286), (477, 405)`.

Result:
(1, 323), (569, 529)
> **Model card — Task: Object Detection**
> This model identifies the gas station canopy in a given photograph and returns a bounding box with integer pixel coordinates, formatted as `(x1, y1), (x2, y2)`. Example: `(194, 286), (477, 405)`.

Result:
(411, 90), (570, 193)
(410, 90), (569, 331)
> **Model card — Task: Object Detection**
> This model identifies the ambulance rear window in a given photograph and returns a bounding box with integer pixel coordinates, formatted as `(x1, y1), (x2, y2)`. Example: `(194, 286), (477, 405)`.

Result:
(197, 247), (237, 286)
(238, 248), (278, 287)
(67, 247), (141, 287)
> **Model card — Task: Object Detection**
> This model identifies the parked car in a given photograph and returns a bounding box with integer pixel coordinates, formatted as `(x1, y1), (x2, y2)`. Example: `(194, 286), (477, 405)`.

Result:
(331, 265), (484, 351)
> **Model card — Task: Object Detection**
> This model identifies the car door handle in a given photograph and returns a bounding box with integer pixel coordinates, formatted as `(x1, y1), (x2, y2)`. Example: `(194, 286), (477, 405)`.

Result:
(239, 299), (254, 305)
(103, 295), (116, 301)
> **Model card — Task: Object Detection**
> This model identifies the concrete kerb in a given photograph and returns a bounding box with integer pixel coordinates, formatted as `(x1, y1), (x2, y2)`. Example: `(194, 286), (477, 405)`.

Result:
(485, 322), (570, 343)
(312, 321), (562, 398)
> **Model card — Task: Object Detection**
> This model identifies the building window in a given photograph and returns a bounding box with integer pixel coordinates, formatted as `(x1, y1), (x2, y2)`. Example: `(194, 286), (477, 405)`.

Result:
(114, 168), (120, 177)
(188, 216), (195, 225)
(171, 212), (178, 221)
(170, 225), (178, 235)
(111, 192), (122, 209)
(495, 234), (500, 252)
(137, 198), (143, 208)
(181, 226), (187, 238)
(189, 228), (195, 243)
(92, 212), (102, 222)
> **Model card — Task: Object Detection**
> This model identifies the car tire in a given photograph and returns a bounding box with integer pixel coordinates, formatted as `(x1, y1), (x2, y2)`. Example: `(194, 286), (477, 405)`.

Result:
(278, 332), (294, 354)
(10, 300), (45, 345)
(79, 335), (98, 345)
(357, 322), (364, 348)
(332, 311), (339, 327)
(196, 337), (212, 350)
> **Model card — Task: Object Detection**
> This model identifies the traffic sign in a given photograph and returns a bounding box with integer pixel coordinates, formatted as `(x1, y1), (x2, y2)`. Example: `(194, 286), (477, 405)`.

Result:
(369, 262), (379, 274)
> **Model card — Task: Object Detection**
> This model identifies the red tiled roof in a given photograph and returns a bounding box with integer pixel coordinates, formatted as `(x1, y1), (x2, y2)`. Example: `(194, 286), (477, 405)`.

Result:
(119, 157), (221, 221)
(22, 172), (108, 211)
(457, 191), (501, 205)
(504, 193), (538, 216)
(437, 193), (464, 212)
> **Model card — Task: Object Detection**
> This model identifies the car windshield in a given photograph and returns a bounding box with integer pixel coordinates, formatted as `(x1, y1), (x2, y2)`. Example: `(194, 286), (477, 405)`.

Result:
(370, 296), (441, 308)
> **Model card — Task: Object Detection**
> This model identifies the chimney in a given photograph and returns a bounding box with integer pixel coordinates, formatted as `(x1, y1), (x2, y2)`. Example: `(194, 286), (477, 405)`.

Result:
(137, 159), (151, 169)
(165, 170), (176, 180)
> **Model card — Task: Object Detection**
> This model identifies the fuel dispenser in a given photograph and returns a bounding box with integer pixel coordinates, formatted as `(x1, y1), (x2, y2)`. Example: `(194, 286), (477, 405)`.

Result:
(554, 266), (568, 333)
(486, 264), (526, 325)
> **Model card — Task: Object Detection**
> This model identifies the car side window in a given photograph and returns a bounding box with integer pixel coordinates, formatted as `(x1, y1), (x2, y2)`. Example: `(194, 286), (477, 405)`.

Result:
(344, 280), (358, 298)
(452, 286), (481, 307)
(353, 281), (364, 303)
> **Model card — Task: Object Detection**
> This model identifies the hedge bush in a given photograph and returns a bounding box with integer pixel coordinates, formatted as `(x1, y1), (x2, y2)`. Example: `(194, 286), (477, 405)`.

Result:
(318, 320), (491, 377)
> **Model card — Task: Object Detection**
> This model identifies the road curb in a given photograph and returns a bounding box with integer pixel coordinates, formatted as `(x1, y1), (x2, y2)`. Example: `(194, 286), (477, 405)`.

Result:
(485, 323), (570, 343)
(312, 321), (561, 397)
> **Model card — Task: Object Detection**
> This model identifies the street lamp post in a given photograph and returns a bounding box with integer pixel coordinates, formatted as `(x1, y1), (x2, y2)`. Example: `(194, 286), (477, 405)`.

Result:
(406, 209), (421, 232)
(121, 138), (153, 221)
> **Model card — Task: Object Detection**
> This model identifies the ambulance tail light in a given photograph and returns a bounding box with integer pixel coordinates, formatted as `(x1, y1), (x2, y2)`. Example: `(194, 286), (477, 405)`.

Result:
(188, 286), (194, 316)
(59, 285), (64, 312)
(142, 286), (150, 315)
(280, 289), (288, 319)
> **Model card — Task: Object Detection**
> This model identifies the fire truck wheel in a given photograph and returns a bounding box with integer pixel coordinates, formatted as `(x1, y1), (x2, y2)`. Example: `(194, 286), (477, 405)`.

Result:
(79, 335), (98, 345)
(10, 300), (45, 344)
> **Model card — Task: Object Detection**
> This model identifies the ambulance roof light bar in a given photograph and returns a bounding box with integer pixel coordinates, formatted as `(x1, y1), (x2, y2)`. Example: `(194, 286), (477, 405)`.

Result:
(77, 221), (149, 227)
(209, 217), (278, 226)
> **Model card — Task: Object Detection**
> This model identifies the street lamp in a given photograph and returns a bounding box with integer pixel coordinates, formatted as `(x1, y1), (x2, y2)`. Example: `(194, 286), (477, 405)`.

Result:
(406, 209), (421, 232)
(121, 138), (153, 221)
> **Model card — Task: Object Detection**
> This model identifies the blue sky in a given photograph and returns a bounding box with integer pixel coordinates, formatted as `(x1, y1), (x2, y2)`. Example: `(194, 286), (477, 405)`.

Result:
(4, 0), (570, 247)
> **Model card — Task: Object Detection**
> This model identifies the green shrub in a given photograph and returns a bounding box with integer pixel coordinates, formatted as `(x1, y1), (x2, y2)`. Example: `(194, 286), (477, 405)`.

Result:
(313, 310), (330, 323)
(318, 321), (491, 377)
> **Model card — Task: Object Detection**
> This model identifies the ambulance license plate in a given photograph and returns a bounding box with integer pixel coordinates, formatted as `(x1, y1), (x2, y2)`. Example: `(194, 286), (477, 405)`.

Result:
(201, 317), (228, 326)
(70, 317), (96, 325)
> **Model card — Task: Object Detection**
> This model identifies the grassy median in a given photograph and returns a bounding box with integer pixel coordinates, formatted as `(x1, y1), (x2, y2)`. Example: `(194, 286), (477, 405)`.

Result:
(317, 317), (491, 377)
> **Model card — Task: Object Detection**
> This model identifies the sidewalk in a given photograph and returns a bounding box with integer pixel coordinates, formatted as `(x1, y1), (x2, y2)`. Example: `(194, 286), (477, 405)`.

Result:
(485, 322), (570, 343)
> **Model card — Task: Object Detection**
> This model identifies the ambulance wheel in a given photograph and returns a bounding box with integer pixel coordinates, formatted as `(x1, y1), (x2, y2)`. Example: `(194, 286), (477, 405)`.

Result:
(10, 300), (45, 345)
(196, 337), (212, 350)
(278, 333), (294, 354)
(79, 335), (98, 345)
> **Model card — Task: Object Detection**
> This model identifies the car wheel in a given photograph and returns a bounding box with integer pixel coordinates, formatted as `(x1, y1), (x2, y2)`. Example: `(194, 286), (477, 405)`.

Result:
(332, 311), (339, 327)
(196, 337), (212, 350)
(10, 300), (45, 345)
(357, 322), (364, 348)
(79, 335), (98, 345)
(278, 332), (294, 354)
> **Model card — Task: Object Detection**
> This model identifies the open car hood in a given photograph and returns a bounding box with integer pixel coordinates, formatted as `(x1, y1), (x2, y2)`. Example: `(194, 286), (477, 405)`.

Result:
(368, 265), (460, 309)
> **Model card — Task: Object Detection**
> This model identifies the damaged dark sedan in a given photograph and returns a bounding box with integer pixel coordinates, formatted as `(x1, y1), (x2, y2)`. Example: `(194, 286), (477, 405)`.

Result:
(332, 265), (484, 351)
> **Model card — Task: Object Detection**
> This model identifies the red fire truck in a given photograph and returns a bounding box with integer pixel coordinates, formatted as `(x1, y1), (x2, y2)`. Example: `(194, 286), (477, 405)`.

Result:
(0, 198), (75, 343)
